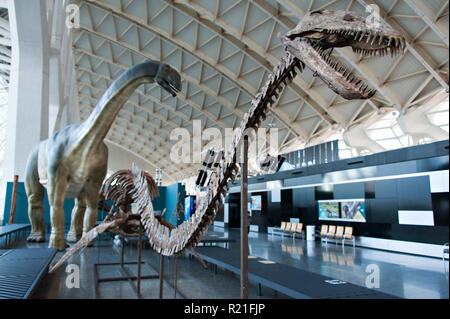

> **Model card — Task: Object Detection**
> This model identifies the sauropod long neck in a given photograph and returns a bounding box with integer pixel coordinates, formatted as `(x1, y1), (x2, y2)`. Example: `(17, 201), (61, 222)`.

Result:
(72, 61), (160, 155)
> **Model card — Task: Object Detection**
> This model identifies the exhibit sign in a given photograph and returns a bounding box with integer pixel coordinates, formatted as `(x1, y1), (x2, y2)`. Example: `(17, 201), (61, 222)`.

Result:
(250, 195), (262, 211)
(318, 199), (366, 222)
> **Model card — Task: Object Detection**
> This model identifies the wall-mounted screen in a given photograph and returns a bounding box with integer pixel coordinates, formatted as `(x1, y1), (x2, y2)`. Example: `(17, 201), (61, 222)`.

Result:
(318, 201), (340, 219)
(250, 195), (262, 210)
(340, 200), (366, 222)
(318, 199), (366, 222)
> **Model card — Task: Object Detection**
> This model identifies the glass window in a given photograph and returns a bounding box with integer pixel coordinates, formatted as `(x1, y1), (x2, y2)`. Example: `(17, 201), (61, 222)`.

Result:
(426, 97), (449, 130)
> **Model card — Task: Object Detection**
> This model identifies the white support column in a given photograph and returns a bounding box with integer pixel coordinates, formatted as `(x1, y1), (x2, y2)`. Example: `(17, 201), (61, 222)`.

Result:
(398, 108), (449, 143)
(343, 124), (386, 155)
(48, 53), (62, 135)
(51, 0), (80, 132)
(0, 0), (50, 221)
(48, 0), (64, 135)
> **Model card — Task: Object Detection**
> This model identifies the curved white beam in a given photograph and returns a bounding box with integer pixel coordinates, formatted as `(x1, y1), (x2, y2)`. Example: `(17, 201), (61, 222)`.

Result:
(404, 0), (448, 48)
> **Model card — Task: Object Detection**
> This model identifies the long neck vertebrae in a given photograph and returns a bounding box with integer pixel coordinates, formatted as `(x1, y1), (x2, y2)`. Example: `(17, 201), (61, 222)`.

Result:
(146, 53), (304, 256)
(72, 61), (160, 155)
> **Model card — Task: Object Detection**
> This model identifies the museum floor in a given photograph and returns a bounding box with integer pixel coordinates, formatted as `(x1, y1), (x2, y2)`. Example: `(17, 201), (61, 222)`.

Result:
(12, 227), (449, 299)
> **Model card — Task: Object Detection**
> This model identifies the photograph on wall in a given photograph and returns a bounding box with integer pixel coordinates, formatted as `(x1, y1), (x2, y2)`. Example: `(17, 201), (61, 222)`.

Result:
(250, 195), (262, 211)
(340, 200), (366, 222)
(318, 201), (340, 219)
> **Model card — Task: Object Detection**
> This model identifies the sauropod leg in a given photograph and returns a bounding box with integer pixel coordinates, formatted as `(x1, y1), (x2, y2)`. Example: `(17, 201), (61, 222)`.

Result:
(67, 193), (87, 242)
(25, 148), (46, 242)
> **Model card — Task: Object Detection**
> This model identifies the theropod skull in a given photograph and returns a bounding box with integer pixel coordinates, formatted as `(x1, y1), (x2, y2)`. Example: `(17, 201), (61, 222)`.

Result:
(280, 9), (406, 99)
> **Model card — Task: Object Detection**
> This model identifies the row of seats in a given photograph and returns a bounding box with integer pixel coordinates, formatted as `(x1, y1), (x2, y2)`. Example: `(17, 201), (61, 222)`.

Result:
(279, 222), (304, 238)
(318, 225), (355, 247)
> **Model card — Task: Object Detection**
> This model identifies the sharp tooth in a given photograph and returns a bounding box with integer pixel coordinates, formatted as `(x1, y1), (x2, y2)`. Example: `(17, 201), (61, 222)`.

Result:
(388, 37), (393, 46)
(359, 32), (365, 41)
(371, 35), (376, 45)
(366, 34), (371, 43)
(378, 36), (384, 45)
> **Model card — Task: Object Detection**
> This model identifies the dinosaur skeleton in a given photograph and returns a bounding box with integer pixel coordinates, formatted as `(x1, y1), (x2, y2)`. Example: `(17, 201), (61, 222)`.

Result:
(50, 10), (404, 270)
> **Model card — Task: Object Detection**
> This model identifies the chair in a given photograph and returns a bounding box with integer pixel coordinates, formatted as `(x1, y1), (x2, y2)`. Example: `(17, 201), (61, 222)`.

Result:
(342, 226), (355, 247)
(288, 222), (297, 237)
(333, 226), (344, 244)
(284, 222), (295, 238)
(283, 222), (292, 237)
(279, 222), (287, 232)
(326, 225), (336, 242)
(318, 225), (328, 242)
(295, 223), (304, 239)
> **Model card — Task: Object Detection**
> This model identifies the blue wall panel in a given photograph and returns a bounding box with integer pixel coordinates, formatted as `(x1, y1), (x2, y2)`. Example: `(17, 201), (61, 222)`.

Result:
(164, 183), (185, 227)
(3, 182), (185, 230)
(2, 182), (76, 227)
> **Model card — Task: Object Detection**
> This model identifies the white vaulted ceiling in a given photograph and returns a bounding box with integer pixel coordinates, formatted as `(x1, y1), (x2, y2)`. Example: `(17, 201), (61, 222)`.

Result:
(70, 0), (448, 181)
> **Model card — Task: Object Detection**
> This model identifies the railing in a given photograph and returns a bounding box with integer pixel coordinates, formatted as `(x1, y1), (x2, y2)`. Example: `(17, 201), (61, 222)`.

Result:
(282, 140), (339, 169)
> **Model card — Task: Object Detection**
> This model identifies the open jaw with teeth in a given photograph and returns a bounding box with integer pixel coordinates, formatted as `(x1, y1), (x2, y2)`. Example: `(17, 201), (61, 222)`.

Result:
(279, 10), (406, 100)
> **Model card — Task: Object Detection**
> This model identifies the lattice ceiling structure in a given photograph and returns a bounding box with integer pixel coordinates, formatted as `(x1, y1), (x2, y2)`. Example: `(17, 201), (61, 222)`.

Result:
(3, 0), (450, 183)
(72, 0), (450, 181)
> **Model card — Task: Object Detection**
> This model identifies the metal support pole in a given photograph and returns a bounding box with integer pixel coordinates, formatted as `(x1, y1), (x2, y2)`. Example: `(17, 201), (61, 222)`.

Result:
(173, 256), (178, 299)
(240, 135), (249, 299)
(159, 254), (165, 299)
(8, 175), (19, 224)
(137, 223), (143, 296)
(120, 235), (125, 267)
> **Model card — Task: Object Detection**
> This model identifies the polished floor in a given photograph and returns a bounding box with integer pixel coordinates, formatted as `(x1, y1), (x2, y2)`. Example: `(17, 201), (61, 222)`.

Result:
(10, 227), (449, 299)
